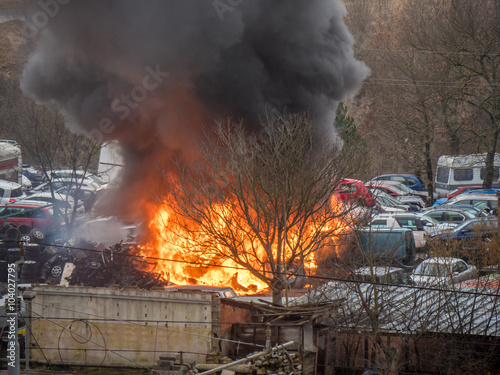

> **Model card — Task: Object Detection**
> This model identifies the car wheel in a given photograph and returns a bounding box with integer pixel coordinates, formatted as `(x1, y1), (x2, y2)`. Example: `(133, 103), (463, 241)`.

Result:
(51, 264), (63, 278)
(20, 235), (31, 243)
(30, 228), (45, 241)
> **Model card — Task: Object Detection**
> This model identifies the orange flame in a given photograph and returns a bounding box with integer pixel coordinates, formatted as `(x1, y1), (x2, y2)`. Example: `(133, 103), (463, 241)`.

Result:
(140, 194), (350, 295)
(127, 88), (351, 294)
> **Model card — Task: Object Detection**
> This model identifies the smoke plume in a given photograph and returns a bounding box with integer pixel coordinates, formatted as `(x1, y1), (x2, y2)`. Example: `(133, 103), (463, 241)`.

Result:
(20, 0), (370, 220)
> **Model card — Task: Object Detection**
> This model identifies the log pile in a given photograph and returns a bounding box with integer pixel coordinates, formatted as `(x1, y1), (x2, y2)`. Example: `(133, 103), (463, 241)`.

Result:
(194, 344), (300, 375)
(250, 351), (300, 375)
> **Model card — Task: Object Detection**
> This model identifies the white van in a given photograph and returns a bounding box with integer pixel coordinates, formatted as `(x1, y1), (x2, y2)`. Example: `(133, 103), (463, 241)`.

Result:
(434, 153), (500, 197)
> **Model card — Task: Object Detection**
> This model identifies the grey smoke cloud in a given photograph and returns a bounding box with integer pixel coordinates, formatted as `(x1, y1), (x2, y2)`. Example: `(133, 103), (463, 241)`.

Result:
(20, 0), (370, 218)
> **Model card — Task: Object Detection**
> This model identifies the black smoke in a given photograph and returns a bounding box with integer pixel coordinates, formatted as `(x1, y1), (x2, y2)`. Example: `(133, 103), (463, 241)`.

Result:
(20, 0), (370, 219)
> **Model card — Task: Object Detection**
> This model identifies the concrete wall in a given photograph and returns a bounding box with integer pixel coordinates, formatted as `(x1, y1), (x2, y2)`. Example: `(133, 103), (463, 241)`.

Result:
(29, 285), (219, 367)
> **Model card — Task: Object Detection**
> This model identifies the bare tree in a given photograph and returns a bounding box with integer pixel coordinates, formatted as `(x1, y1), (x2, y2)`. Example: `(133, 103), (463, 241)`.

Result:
(1, 79), (101, 232)
(157, 113), (361, 305)
(405, 0), (500, 188)
(296, 254), (500, 374)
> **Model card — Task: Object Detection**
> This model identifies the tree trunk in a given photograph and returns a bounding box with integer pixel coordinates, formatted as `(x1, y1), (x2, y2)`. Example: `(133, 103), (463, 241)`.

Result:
(424, 136), (434, 203)
(271, 277), (285, 306)
(482, 131), (499, 188)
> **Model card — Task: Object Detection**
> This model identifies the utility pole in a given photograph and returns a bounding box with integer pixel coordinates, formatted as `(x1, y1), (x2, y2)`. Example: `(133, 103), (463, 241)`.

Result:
(22, 290), (36, 375)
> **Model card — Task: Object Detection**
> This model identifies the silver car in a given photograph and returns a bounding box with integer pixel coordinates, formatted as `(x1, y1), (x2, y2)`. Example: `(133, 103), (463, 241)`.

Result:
(370, 213), (454, 249)
(444, 193), (498, 214)
(410, 257), (478, 286)
(0, 180), (26, 203)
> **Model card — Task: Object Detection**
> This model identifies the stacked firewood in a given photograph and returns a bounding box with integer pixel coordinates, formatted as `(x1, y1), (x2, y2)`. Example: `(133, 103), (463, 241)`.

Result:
(251, 351), (300, 375)
(194, 350), (301, 375)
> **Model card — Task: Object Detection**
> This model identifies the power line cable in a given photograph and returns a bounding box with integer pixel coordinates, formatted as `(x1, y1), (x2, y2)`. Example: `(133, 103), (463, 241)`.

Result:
(27, 300), (265, 349)
(6, 236), (499, 297)
(23, 239), (500, 298)
(27, 309), (155, 371)
(18, 313), (60, 375)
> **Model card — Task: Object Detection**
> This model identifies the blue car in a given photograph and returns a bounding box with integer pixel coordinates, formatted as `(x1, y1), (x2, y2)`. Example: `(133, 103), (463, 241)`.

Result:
(429, 217), (498, 261)
(369, 174), (426, 192)
(463, 188), (500, 195)
(22, 166), (44, 187)
(432, 197), (448, 207)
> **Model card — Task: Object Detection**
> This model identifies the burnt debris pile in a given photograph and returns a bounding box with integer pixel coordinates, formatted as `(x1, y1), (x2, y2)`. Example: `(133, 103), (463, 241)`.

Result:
(66, 241), (169, 289)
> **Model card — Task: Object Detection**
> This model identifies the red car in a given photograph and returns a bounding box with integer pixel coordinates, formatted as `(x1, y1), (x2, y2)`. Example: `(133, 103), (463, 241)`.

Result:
(445, 185), (482, 199)
(0, 201), (60, 235)
(334, 179), (376, 206)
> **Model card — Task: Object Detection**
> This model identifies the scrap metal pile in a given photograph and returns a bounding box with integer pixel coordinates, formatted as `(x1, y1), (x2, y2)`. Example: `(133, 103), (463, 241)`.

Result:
(66, 241), (169, 289)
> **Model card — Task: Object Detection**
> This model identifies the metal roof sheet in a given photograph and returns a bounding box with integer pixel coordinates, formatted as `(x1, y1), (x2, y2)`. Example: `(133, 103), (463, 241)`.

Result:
(293, 281), (500, 336)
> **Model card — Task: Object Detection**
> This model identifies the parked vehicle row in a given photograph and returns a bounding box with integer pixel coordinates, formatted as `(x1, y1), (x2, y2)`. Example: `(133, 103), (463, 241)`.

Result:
(370, 212), (455, 250)
(350, 256), (479, 288)
(0, 168), (109, 242)
(337, 171), (497, 290)
(0, 200), (59, 238)
(369, 174), (427, 192)
(366, 180), (427, 209)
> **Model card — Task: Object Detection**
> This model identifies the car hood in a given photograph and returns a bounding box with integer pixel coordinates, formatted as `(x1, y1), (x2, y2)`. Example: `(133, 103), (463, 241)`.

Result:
(380, 205), (408, 212)
(396, 196), (425, 205)
(410, 275), (451, 286)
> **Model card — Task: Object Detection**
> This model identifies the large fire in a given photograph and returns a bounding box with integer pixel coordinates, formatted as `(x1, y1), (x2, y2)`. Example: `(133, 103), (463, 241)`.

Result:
(141, 194), (350, 295)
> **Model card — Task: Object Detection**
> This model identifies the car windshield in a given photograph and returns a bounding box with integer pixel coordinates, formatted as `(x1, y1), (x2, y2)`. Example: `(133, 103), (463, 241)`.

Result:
(419, 216), (439, 226)
(415, 262), (451, 277)
(10, 188), (24, 198)
(453, 210), (476, 219)
(381, 195), (400, 205)
(456, 206), (480, 216)
(390, 185), (409, 195)
(377, 196), (399, 207)
(428, 208), (474, 219)
(455, 219), (498, 232)
(34, 181), (63, 192)
(394, 183), (413, 194)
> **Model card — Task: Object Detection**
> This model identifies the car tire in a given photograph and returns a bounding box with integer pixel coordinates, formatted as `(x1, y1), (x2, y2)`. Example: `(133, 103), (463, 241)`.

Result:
(5, 228), (20, 240)
(0, 223), (13, 234)
(18, 224), (31, 235)
(30, 228), (45, 242)
(20, 235), (31, 243)
(50, 264), (63, 279)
